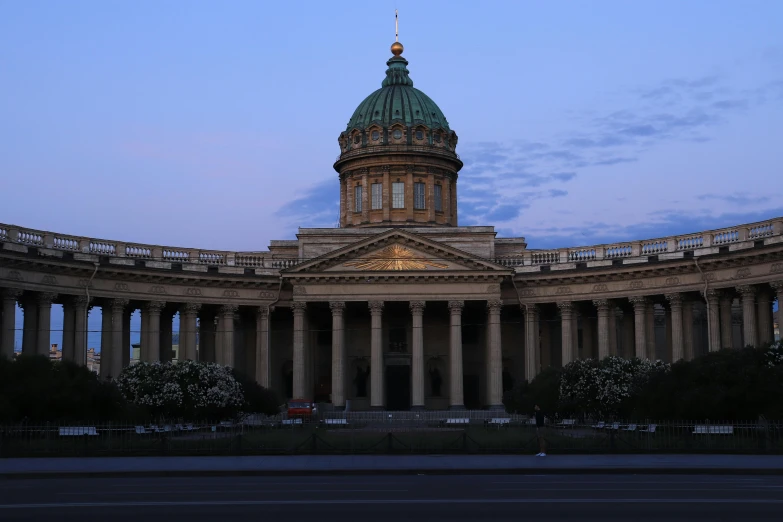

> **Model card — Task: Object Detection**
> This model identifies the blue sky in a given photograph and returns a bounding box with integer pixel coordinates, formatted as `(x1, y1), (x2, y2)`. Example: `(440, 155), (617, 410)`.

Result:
(2, 1), (782, 351)
(2, 0), (781, 251)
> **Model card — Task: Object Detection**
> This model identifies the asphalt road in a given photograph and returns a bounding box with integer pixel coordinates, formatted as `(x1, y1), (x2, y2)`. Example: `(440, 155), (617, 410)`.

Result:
(1, 474), (782, 521)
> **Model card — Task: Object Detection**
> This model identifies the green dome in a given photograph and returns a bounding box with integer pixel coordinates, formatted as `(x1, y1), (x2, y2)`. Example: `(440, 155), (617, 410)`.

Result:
(345, 55), (450, 132)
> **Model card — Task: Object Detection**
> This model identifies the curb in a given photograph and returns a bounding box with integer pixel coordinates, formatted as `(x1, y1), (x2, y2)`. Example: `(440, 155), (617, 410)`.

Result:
(3, 467), (783, 479)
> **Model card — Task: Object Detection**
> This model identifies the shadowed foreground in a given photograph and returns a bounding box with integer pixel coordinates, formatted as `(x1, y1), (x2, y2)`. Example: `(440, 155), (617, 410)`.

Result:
(1, 474), (782, 521)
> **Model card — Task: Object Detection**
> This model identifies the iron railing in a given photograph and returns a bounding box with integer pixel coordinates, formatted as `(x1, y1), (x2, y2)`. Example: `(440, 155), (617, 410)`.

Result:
(1, 417), (781, 458)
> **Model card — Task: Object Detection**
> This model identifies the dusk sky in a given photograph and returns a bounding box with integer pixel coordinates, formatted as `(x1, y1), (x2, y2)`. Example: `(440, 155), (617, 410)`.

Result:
(2, 1), (782, 252)
(2, 1), (782, 349)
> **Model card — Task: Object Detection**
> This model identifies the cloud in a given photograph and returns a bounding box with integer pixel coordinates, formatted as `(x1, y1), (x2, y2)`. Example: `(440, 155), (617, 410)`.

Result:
(275, 179), (338, 226)
(522, 206), (783, 250)
(453, 67), (781, 231)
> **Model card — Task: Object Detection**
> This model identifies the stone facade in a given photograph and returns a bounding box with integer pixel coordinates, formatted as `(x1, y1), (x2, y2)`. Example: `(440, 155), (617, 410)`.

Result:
(1, 41), (782, 410)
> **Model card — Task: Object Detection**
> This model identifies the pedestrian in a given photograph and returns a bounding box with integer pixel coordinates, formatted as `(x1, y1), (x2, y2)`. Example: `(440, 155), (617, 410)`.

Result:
(534, 404), (547, 457)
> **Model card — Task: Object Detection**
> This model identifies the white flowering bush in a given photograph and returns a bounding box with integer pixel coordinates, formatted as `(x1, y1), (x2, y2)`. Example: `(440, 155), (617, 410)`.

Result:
(559, 356), (670, 418)
(117, 360), (244, 420)
(765, 340), (783, 368)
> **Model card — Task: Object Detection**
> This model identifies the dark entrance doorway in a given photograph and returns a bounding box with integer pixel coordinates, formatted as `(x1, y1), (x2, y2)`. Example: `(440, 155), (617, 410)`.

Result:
(385, 365), (411, 411)
(464, 374), (481, 409)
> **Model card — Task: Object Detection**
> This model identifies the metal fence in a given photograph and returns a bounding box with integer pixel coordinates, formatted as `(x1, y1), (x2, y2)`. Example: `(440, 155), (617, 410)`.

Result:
(2, 417), (782, 458)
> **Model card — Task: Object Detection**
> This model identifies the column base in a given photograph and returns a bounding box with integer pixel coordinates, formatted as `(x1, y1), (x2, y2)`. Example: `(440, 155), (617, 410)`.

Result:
(449, 405), (465, 411)
(410, 405), (426, 411)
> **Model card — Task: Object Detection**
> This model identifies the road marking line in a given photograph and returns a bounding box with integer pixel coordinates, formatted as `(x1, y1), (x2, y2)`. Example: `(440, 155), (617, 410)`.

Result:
(2, 498), (783, 509)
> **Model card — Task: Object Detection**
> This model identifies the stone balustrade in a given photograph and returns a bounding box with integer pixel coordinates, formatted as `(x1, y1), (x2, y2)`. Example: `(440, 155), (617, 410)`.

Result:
(4, 218), (781, 274)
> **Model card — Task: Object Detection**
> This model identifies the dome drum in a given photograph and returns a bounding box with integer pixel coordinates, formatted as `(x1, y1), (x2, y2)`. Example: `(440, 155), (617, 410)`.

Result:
(334, 42), (462, 229)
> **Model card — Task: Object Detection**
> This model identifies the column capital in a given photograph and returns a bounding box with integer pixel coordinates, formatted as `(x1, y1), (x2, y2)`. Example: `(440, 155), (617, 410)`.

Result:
(701, 289), (721, 302)
(36, 292), (58, 306)
(329, 301), (346, 315)
(368, 300), (384, 315)
(1, 288), (23, 301)
(486, 299), (502, 314)
(769, 280), (783, 291)
(521, 303), (538, 315)
(72, 295), (92, 308)
(557, 301), (573, 314)
(665, 293), (683, 309)
(409, 301), (426, 315)
(447, 300), (464, 313)
(381, 165), (391, 173)
(629, 295), (648, 308)
(736, 285), (757, 297)
(593, 299), (610, 311)
(110, 298), (130, 313)
(144, 301), (166, 314)
(182, 303), (202, 315)
(219, 304), (238, 316)
(406, 164), (415, 173)
(291, 301), (307, 313)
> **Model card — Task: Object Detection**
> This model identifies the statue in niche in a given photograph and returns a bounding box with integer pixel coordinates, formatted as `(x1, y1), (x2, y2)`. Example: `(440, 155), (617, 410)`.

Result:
(429, 367), (443, 397)
(354, 366), (370, 397)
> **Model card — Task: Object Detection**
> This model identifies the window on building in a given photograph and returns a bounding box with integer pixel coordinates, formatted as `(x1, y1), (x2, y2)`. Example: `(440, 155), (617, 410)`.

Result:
(389, 326), (407, 353)
(371, 130), (380, 141)
(434, 184), (442, 212)
(354, 185), (362, 212)
(414, 182), (425, 210)
(392, 182), (405, 208)
(371, 183), (382, 210)
(415, 129), (424, 140)
(393, 129), (402, 139)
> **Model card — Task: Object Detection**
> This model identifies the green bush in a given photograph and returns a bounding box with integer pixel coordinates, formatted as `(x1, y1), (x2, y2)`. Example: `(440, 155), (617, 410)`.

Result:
(0, 355), (125, 423)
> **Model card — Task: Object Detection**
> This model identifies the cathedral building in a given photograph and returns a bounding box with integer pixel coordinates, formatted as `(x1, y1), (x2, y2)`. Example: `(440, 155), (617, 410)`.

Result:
(1, 40), (782, 411)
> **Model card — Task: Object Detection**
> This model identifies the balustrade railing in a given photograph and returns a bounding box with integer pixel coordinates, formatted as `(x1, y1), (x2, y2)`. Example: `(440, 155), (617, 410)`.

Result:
(0, 218), (780, 271)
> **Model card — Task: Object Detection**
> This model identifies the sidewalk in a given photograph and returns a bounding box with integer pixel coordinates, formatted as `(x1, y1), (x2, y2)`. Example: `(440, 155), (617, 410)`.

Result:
(2, 454), (783, 478)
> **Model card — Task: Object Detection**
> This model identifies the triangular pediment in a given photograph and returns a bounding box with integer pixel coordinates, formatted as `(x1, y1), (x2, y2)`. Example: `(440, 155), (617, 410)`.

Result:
(284, 230), (512, 274)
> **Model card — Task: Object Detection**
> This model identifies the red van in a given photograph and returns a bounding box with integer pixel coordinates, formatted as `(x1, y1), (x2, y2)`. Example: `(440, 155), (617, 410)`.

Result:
(287, 399), (316, 419)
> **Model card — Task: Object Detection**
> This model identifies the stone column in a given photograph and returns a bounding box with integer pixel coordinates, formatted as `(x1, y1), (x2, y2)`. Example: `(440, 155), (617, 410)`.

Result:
(72, 297), (90, 366)
(329, 302), (346, 409)
(682, 299), (694, 361)
(1, 289), (21, 360)
(218, 305), (237, 367)
(100, 304), (113, 379)
(369, 300), (384, 409)
(772, 281), (783, 341)
(160, 309), (175, 362)
(665, 308), (673, 361)
(360, 167), (369, 223)
(558, 302), (574, 366)
(255, 305), (270, 387)
(179, 303), (201, 361)
(757, 289), (774, 345)
(61, 297), (75, 362)
(20, 296), (37, 355)
(609, 307), (619, 356)
(644, 302), (656, 360)
(594, 299), (610, 359)
(486, 299), (503, 409)
(539, 312), (550, 369)
(571, 311), (579, 360)
(736, 285), (758, 348)
(292, 302), (307, 398)
(666, 294), (684, 362)
(704, 290), (722, 352)
(409, 300), (426, 410)
(629, 297), (648, 359)
(448, 300), (464, 409)
(36, 293), (57, 356)
(110, 299), (128, 379)
(524, 305), (539, 381)
(122, 308), (132, 367)
(142, 301), (165, 363)
(719, 294), (734, 349)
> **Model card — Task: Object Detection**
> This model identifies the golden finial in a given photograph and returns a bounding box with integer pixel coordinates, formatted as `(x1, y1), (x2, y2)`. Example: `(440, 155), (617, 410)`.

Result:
(391, 9), (404, 56)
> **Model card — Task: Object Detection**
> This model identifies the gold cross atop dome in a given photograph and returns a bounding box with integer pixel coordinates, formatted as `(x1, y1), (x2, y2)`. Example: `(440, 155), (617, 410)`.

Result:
(344, 245), (449, 271)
